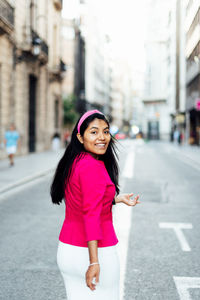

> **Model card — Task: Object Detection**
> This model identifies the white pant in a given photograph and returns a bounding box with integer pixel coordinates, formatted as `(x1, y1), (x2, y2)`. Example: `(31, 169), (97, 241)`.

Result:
(57, 242), (120, 300)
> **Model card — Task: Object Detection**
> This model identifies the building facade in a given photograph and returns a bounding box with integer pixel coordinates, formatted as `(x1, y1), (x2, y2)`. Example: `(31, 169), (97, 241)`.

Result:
(110, 59), (134, 132)
(143, 0), (171, 140)
(67, 0), (112, 116)
(167, 0), (186, 143)
(0, 0), (64, 159)
(185, 0), (200, 145)
(61, 18), (76, 98)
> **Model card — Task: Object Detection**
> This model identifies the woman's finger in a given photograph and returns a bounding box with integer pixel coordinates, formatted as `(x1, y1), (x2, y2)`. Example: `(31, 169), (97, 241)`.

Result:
(129, 197), (140, 206)
(96, 273), (99, 284)
(86, 272), (99, 290)
(87, 278), (96, 290)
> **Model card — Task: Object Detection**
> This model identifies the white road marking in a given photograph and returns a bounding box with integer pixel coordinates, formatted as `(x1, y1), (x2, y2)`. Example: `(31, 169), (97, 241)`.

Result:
(114, 149), (135, 300)
(122, 151), (135, 178)
(159, 222), (193, 251)
(174, 276), (200, 300)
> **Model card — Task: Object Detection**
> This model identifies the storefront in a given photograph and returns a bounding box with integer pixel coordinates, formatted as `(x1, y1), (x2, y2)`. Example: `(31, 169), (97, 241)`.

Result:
(187, 100), (200, 145)
(170, 112), (186, 143)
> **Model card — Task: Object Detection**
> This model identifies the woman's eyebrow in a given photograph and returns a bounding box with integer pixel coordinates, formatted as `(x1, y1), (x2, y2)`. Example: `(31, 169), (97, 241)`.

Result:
(89, 126), (109, 130)
(89, 126), (99, 130)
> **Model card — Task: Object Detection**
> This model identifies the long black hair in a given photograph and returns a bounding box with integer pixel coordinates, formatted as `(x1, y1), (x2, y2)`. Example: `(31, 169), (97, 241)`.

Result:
(50, 112), (119, 205)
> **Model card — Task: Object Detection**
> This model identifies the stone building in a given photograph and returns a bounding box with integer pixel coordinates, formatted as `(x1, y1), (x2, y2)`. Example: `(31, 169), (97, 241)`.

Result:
(168, 0), (187, 144)
(61, 18), (76, 98)
(110, 59), (133, 132)
(0, 0), (64, 159)
(71, 0), (111, 116)
(143, 0), (174, 140)
(0, 0), (15, 155)
(185, 0), (200, 145)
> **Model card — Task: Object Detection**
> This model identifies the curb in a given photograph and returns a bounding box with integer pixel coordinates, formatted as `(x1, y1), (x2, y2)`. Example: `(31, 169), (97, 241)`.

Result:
(0, 168), (54, 195)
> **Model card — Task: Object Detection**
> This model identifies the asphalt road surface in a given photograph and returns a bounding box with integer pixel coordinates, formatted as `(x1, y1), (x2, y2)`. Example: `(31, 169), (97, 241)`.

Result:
(122, 140), (200, 300)
(0, 140), (200, 300)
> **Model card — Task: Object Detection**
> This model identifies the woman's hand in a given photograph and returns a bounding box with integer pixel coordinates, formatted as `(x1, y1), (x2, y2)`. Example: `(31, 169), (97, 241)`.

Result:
(85, 264), (100, 291)
(115, 193), (140, 206)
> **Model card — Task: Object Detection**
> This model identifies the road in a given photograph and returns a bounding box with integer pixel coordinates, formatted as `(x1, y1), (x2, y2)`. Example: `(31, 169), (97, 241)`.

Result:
(122, 140), (200, 300)
(0, 140), (200, 300)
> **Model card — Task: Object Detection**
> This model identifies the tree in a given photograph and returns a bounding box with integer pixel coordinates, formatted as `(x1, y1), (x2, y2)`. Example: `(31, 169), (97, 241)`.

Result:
(63, 94), (78, 126)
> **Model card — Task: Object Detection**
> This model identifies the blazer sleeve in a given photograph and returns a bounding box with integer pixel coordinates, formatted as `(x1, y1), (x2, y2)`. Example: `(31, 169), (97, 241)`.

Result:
(79, 159), (106, 242)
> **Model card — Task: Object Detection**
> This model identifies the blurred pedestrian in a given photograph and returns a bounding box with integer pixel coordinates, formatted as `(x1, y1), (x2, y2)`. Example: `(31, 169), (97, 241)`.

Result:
(178, 131), (182, 145)
(51, 132), (61, 151)
(50, 110), (140, 300)
(173, 129), (179, 144)
(64, 129), (71, 147)
(4, 124), (19, 166)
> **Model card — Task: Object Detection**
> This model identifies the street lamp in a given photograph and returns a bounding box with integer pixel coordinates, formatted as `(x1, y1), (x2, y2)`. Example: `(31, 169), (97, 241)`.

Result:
(32, 37), (42, 56)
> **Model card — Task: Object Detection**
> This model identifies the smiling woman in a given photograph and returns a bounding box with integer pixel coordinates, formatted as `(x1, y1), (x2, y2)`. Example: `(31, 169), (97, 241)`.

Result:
(50, 110), (140, 300)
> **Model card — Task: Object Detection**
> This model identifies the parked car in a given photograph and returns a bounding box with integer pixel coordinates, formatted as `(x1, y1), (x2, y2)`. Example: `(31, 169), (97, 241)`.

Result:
(115, 132), (126, 140)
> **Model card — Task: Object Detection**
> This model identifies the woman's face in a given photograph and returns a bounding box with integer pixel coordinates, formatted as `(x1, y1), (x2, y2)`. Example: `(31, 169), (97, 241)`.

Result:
(77, 118), (111, 157)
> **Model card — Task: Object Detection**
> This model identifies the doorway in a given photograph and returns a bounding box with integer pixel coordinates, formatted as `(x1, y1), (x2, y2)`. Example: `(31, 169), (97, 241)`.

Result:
(29, 75), (37, 152)
(148, 121), (160, 140)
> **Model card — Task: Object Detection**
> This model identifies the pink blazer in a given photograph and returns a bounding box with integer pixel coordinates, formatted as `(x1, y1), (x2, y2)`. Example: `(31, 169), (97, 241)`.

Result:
(59, 152), (118, 247)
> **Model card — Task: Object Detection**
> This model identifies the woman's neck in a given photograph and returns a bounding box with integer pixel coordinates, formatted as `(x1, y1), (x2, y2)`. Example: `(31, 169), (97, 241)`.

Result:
(87, 151), (99, 160)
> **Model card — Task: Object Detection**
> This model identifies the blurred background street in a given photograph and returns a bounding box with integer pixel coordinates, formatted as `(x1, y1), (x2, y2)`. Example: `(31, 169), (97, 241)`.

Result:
(1, 0), (200, 299)
(0, 139), (200, 300)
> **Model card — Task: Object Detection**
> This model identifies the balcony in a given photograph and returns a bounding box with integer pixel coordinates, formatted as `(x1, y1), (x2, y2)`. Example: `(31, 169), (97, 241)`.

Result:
(15, 30), (48, 65)
(53, 0), (62, 10)
(0, 0), (14, 35)
(49, 59), (66, 82)
(186, 59), (200, 85)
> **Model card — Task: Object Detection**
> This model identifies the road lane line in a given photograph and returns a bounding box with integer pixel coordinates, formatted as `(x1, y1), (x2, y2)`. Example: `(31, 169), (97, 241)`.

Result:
(114, 150), (135, 300)
(122, 151), (135, 178)
(159, 222), (193, 251)
(174, 277), (200, 300)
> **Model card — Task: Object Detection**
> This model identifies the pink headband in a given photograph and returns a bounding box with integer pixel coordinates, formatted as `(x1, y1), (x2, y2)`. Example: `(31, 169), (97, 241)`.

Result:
(77, 109), (103, 133)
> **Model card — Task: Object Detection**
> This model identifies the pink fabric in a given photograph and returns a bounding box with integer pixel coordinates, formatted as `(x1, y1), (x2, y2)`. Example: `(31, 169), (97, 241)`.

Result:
(59, 152), (118, 247)
(77, 110), (103, 133)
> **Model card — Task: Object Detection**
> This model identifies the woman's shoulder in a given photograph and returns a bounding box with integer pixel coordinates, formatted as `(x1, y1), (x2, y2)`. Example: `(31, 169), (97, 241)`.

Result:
(74, 152), (105, 172)
(74, 153), (107, 184)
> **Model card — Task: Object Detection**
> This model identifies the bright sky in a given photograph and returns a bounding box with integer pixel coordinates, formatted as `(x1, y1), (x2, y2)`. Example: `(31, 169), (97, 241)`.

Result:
(62, 0), (147, 73)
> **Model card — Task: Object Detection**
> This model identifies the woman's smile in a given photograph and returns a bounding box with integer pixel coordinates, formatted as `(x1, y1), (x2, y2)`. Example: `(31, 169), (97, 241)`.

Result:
(95, 143), (106, 148)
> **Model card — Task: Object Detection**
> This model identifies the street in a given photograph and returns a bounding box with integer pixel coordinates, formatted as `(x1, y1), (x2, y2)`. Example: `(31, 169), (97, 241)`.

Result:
(122, 140), (200, 300)
(0, 140), (200, 300)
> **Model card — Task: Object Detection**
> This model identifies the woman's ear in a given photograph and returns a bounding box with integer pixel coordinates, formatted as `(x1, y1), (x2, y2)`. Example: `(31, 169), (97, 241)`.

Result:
(77, 133), (84, 144)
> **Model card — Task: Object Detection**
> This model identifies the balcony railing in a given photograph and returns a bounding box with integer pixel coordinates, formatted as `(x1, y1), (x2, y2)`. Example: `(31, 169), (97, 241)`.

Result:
(0, 0), (14, 34)
(49, 59), (66, 82)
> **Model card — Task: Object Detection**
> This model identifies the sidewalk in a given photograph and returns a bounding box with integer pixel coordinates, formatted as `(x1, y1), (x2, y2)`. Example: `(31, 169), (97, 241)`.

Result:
(0, 149), (64, 194)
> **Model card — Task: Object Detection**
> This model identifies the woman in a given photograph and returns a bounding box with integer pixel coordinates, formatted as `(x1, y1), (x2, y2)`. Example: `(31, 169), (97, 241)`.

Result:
(4, 124), (20, 166)
(50, 110), (140, 299)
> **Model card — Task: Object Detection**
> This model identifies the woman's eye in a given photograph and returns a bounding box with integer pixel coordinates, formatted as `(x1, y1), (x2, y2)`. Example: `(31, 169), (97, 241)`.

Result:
(91, 131), (97, 134)
(104, 131), (110, 134)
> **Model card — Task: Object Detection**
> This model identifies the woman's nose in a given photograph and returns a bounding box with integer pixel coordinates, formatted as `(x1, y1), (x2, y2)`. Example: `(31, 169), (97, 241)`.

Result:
(98, 132), (105, 140)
